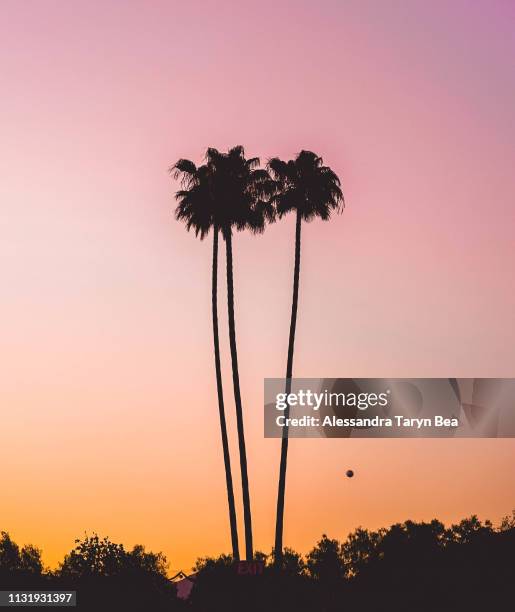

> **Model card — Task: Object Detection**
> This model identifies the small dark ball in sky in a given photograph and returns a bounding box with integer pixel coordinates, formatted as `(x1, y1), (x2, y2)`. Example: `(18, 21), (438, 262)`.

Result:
(346, 470), (354, 478)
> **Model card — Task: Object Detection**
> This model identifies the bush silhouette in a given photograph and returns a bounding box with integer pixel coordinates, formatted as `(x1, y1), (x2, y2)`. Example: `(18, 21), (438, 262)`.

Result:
(1, 514), (513, 611)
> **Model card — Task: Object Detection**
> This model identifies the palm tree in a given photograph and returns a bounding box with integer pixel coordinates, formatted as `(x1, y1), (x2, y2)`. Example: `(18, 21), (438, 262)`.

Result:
(205, 146), (274, 560)
(171, 157), (240, 561)
(268, 150), (344, 567)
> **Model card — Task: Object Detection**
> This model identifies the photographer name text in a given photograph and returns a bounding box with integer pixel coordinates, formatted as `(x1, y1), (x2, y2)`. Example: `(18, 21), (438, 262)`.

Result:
(276, 415), (459, 429)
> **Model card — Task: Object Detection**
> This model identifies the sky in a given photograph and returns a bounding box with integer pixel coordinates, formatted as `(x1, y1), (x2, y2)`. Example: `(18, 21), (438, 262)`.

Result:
(1, 0), (515, 573)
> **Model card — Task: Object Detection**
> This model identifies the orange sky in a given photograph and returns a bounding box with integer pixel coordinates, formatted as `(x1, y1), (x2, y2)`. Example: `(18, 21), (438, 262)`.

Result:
(1, 0), (515, 573)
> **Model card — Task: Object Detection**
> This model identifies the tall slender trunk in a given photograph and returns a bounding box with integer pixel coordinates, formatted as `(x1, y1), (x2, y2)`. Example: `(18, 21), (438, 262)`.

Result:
(274, 209), (302, 567)
(212, 227), (240, 560)
(225, 230), (253, 560)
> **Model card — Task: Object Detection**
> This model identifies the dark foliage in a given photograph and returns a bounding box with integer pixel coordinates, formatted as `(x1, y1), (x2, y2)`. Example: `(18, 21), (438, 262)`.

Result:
(1, 514), (513, 611)
(190, 513), (514, 611)
(172, 145), (275, 241)
(0, 533), (186, 612)
(267, 150), (343, 222)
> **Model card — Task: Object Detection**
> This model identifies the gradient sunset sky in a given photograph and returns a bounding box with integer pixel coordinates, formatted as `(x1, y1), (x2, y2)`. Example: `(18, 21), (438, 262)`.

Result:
(2, 0), (515, 573)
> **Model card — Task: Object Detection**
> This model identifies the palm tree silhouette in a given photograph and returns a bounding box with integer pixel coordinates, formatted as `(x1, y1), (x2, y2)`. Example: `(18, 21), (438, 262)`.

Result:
(268, 150), (344, 566)
(205, 146), (274, 560)
(172, 158), (240, 560)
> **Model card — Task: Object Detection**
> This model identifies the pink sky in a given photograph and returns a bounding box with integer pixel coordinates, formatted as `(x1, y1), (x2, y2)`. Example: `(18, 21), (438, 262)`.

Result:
(1, 0), (515, 572)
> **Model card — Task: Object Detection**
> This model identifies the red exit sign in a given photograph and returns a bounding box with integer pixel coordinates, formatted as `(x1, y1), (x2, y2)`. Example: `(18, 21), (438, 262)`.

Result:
(235, 560), (265, 575)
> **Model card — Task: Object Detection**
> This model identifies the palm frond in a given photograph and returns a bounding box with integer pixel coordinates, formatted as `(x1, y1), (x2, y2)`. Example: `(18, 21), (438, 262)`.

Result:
(267, 151), (344, 221)
(170, 158), (197, 185)
(227, 145), (244, 156)
(246, 156), (260, 170)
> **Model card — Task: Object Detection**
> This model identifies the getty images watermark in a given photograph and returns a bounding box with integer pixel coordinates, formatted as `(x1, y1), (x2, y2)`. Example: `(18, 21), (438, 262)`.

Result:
(264, 378), (515, 438)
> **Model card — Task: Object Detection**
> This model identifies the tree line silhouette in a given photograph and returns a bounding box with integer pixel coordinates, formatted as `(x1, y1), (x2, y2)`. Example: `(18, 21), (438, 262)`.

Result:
(172, 147), (343, 564)
(2, 511), (513, 610)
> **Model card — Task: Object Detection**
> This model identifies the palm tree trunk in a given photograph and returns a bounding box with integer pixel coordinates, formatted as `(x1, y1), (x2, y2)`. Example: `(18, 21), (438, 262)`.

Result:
(274, 209), (302, 567)
(212, 227), (240, 561)
(225, 230), (253, 560)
